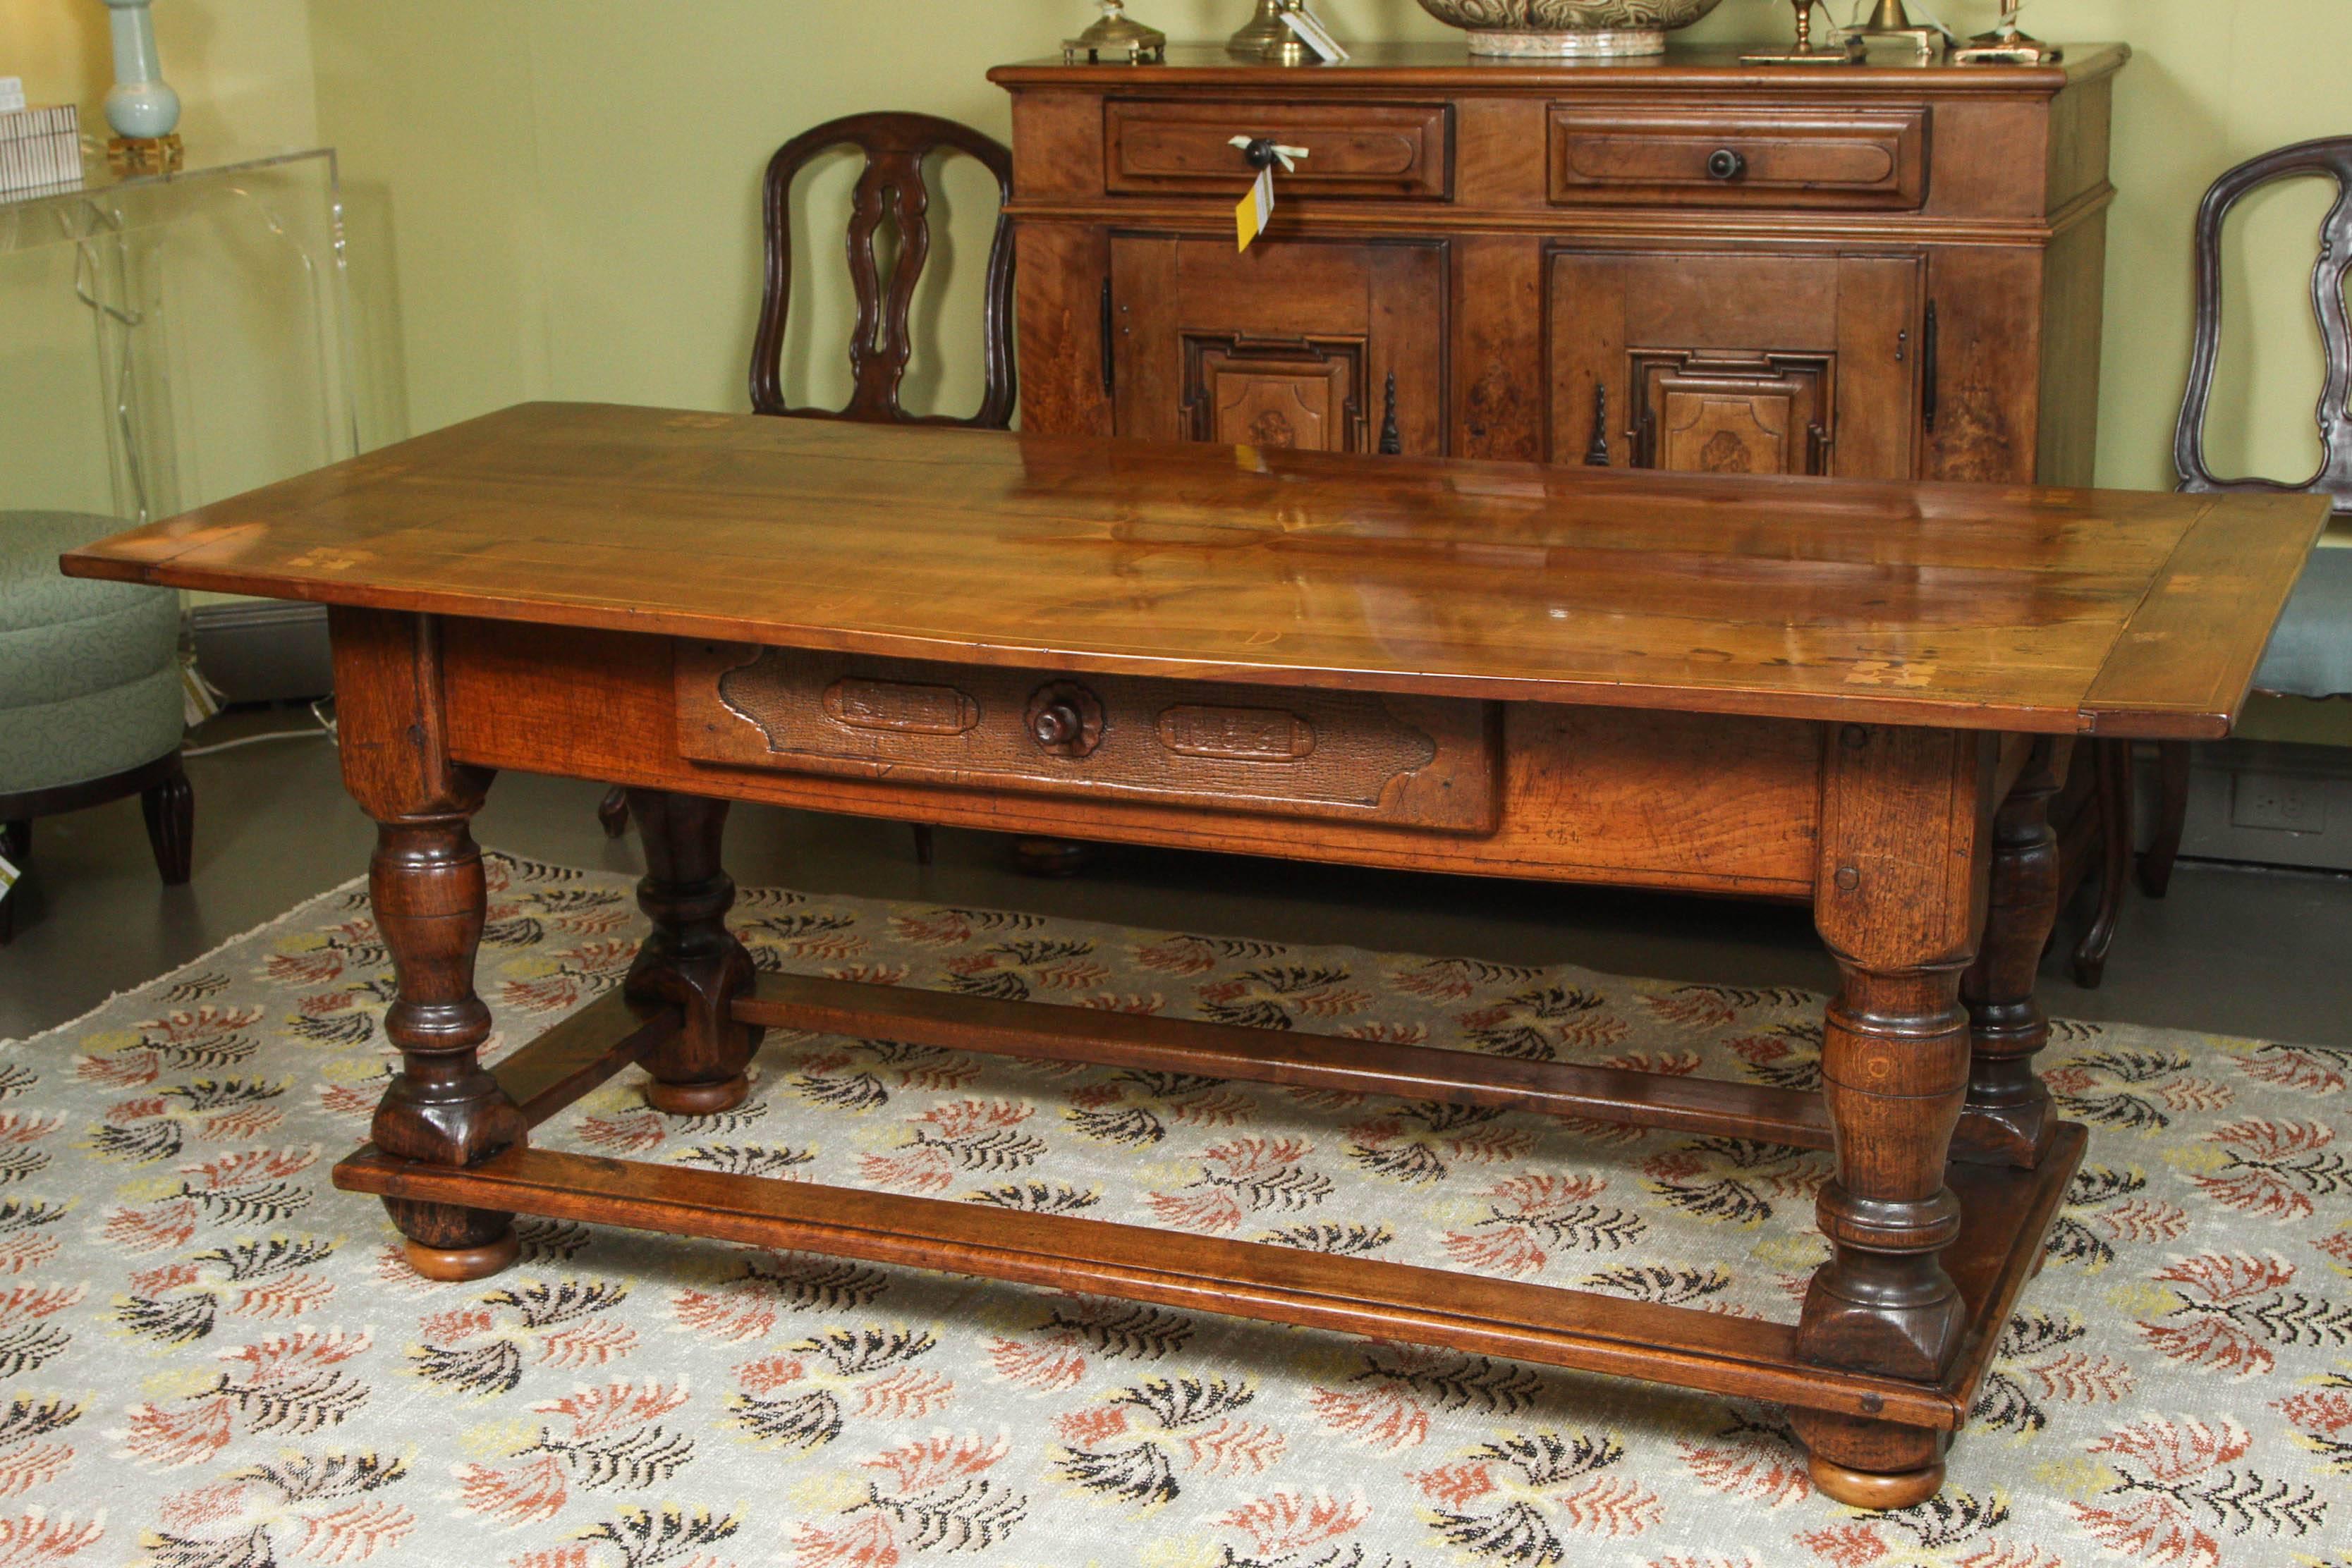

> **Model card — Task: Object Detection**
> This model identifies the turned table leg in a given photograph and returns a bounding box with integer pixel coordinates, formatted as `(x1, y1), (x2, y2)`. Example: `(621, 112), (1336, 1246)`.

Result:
(624, 790), (763, 1114)
(1793, 724), (1992, 1509)
(1956, 737), (2066, 1168)
(333, 607), (528, 1282)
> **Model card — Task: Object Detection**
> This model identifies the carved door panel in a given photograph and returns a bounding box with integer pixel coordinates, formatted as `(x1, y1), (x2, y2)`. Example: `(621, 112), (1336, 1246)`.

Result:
(1110, 235), (1445, 455)
(1548, 250), (1921, 479)
(1192, 338), (1358, 449)
(1633, 351), (1831, 475)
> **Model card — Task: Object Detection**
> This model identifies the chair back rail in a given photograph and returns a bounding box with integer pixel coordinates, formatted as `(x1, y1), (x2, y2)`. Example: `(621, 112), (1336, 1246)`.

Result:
(2175, 136), (2352, 513)
(749, 111), (1016, 430)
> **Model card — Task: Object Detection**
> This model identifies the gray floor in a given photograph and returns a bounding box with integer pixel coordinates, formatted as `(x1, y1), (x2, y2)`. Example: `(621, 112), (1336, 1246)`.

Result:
(6, 706), (2351, 1046)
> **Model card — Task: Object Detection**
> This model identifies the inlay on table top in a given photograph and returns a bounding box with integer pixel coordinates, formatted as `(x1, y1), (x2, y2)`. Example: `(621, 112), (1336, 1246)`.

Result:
(60, 400), (2327, 739)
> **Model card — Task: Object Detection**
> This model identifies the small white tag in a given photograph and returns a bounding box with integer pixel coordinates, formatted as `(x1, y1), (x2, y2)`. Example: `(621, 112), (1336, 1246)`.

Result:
(1281, 8), (1348, 62)
(1227, 137), (1310, 252)
(181, 651), (223, 728)
(0, 851), (18, 902)
(1236, 164), (1274, 251)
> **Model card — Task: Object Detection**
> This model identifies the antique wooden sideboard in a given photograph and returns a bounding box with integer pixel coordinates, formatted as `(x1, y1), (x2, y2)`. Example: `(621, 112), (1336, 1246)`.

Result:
(62, 403), (2322, 1511)
(993, 41), (2138, 977)
(992, 42), (2124, 485)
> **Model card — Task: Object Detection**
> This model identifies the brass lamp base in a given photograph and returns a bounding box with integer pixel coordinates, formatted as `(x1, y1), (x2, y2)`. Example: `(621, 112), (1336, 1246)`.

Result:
(1064, 2), (1167, 63)
(107, 134), (183, 175)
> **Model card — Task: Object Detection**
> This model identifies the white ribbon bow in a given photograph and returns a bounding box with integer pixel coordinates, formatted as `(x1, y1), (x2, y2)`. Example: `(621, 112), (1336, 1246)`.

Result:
(1228, 135), (1309, 173)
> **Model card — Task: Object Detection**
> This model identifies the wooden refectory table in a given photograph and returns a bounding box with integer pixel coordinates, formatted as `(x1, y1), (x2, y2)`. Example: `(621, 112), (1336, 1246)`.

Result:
(62, 402), (2327, 1509)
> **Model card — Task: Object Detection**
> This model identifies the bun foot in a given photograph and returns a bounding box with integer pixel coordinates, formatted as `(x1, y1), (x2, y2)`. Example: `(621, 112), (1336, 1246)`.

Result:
(645, 1072), (750, 1116)
(1808, 1454), (1944, 1511)
(403, 1231), (520, 1282)
(1012, 838), (1087, 877)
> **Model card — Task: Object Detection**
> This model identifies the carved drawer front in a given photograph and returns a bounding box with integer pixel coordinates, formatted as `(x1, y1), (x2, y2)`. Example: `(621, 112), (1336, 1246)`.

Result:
(676, 644), (1499, 833)
(1106, 99), (1450, 200)
(1549, 107), (1927, 210)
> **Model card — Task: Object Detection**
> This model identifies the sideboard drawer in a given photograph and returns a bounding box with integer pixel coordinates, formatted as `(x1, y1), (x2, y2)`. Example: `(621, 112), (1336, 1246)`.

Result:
(1549, 107), (1927, 209)
(676, 644), (1498, 832)
(1105, 98), (1450, 200)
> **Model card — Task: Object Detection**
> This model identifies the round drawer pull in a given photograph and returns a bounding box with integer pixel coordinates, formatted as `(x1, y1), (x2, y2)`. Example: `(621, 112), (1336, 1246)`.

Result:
(1706, 147), (1747, 181)
(1025, 680), (1106, 757)
(1032, 700), (1085, 748)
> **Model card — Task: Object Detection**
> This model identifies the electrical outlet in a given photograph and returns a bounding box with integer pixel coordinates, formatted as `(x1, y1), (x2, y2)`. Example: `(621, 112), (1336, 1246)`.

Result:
(2233, 771), (2329, 835)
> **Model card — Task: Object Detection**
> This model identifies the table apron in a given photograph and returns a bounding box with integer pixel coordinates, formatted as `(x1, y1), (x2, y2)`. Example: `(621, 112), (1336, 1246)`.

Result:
(439, 617), (1832, 896)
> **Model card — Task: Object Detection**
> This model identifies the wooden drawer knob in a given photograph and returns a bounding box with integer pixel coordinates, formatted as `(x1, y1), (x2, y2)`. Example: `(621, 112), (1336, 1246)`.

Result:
(1706, 147), (1747, 181)
(1026, 681), (1106, 757)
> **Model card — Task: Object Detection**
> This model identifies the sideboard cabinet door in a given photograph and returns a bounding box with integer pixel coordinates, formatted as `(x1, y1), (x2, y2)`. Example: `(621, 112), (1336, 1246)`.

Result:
(1548, 249), (1923, 480)
(1109, 235), (1446, 456)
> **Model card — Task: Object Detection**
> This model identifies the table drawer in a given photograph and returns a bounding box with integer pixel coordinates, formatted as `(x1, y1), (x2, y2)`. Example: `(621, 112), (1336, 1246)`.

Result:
(1549, 107), (1927, 209)
(676, 644), (1499, 832)
(1105, 98), (1450, 200)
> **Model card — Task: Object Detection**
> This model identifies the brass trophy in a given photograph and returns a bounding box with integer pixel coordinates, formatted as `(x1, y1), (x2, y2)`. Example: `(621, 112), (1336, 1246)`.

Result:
(1848, 0), (1943, 60)
(1741, 0), (1867, 65)
(1064, 0), (1168, 63)
(1952, 0), (2060, 63)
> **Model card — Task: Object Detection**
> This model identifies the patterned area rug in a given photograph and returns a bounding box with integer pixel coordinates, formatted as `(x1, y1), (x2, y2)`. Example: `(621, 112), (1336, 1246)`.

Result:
(1, 853), (2347, 1568)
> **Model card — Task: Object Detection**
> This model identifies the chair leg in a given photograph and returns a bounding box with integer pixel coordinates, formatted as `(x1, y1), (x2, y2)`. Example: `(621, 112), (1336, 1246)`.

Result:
(2138, 740), (2191, 898)
(140, 759), (194, 886)
(911, 823), (935, 866)
(0, 820), (23, 947)
(2071, 738), (2130, 989)
(597, 785), (632, 839)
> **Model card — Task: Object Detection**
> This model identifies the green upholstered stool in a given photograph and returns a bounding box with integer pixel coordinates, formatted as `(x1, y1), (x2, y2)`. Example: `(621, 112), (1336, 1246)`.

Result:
(0, 510), (193, 943)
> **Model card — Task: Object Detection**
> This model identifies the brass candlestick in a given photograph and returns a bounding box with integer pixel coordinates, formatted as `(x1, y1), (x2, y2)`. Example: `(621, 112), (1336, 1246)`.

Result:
(1849, 0), (1943, 60)
(1229, 0), (1290, 56)
(1952, 0), (2061, 63)
(1741, 0), (1865, 64)
(1064, 0), (1168, 63)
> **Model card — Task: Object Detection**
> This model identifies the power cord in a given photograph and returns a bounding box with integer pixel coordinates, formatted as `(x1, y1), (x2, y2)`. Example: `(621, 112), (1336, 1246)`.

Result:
(180, 697), (339, 759)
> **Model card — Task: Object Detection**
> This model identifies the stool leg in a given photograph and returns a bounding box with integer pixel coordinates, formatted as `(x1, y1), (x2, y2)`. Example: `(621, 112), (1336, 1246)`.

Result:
(597, 785), (631, 840)
(624, 790), (763, 1115)
(141, 756), (194, 885)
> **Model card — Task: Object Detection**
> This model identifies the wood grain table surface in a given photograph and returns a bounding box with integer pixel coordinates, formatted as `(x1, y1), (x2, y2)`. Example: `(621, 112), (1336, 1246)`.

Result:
(61, 400), (2328, 740)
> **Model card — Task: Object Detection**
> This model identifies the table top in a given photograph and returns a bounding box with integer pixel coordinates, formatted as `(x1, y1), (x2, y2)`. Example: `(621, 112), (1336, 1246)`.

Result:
(60, 401), (2327, 738)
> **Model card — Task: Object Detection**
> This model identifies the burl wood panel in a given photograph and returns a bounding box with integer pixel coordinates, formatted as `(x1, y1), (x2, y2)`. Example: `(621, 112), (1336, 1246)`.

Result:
(676, 642), (1499, 831)
(444, 620), (1826, 895)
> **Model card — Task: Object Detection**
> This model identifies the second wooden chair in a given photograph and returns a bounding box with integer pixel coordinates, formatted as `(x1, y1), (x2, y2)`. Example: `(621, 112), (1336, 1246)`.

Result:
(599, 111), (1018, 864)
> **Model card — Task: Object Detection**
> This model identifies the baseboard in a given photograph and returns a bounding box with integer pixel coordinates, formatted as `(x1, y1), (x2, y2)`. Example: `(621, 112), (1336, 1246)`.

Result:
(2172, 737), (2352, 874)
(188, 599), (334, 704)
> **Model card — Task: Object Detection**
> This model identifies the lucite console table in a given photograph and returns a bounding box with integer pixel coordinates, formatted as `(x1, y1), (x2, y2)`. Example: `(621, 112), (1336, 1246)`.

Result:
(0, 146), (359, 529)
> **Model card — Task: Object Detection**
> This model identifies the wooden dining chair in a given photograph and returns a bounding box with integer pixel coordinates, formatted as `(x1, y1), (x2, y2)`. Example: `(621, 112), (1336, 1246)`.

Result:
(2106, 137), (2352, 947)
(599, 112), (1019, 865)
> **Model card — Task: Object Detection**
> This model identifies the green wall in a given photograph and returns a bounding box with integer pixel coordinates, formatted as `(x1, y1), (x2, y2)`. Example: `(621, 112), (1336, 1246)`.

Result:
(8, 1), (2349, 505)
(299, 0), (2352, 506)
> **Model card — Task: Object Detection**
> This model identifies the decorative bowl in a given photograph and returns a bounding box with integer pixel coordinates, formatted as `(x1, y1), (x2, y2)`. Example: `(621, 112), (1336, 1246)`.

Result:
(1414, 0), (1726, 56)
